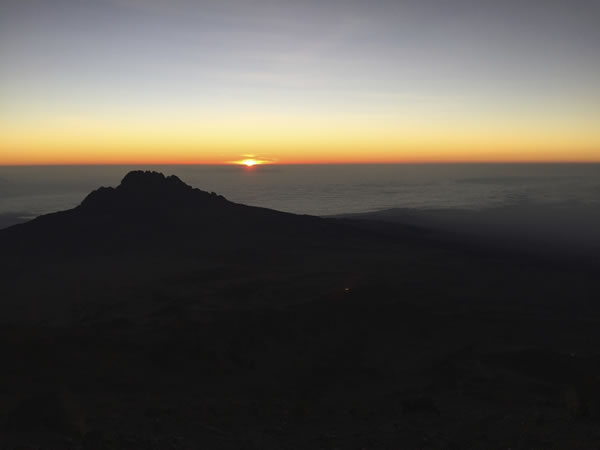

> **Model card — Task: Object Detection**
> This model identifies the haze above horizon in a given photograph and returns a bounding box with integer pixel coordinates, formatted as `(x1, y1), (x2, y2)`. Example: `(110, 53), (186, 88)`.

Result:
(1, 0), (599, 165)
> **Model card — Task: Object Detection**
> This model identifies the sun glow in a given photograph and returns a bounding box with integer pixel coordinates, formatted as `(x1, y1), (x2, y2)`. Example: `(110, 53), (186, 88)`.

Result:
(233, 158), (271, 166)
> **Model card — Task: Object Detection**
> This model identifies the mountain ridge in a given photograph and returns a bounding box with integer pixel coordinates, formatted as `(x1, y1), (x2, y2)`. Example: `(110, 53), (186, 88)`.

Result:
(78, 170), (228, 214)
(0, 170), (370, 257)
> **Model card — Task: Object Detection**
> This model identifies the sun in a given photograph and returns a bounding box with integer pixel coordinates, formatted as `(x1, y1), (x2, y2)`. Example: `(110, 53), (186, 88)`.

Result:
(240, 159), (260, 167)
(230, 156), (271, 166)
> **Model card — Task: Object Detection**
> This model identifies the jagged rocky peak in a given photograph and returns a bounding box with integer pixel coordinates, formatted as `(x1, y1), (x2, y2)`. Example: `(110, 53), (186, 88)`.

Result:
(79, 171), (226, 211)
(119, 171), (190, 192)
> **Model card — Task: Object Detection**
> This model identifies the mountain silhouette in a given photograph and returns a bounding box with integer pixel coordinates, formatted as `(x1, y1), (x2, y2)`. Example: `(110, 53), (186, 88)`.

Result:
(0, 170), (363, 256)
(79, 171), (227, 213)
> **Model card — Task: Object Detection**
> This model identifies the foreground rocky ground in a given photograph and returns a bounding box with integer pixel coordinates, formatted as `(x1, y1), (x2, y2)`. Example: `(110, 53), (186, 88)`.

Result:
(1, 172), (599, 449)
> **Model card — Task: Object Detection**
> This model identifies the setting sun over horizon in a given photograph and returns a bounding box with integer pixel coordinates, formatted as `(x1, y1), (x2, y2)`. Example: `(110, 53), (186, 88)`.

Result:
(1, 0), (599, 166)
(2, 4), (600, 447)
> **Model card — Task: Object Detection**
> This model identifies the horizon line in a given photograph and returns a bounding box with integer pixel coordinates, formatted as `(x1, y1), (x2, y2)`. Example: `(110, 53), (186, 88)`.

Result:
(2, 161), (600, 167)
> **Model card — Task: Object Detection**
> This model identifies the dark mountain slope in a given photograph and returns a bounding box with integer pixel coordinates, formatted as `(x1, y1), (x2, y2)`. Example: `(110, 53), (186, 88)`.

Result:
(0, 171), (373, 257)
